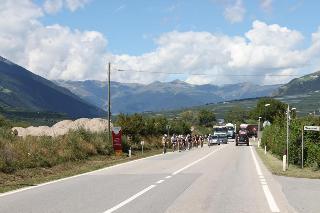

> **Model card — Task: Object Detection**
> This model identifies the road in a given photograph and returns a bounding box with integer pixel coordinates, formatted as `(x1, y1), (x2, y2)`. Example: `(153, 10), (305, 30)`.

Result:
(0, 143), (296, 213)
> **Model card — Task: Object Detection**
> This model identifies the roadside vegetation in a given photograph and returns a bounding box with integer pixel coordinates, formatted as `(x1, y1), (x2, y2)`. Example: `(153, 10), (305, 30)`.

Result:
(262, 116), (320, 170)
(243, 98), (320, 173)
(0, 110), (211, 192)
(256, 145), (320, 179)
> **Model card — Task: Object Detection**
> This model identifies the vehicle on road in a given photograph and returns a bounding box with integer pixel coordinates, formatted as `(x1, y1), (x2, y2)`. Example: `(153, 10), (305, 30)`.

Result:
(213, 125), (228, 144)
(247, 124), (258, 138)
(208, 134), (221, 146)
(236, 129), (249, 146)
(225, 123), (236, 141)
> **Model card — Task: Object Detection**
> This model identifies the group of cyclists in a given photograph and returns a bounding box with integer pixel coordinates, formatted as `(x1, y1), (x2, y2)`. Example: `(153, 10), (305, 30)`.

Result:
(161, 134), (206, 154)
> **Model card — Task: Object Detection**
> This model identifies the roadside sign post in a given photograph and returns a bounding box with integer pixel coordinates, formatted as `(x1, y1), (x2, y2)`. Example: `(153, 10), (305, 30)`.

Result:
(112, 127), (122, 156)
(283, 155), (287, 171)
(129, 147), (132, 158)
(302, 126), (320, 168)
(302, 129), (304, 168)
(141, 141), (145, 155)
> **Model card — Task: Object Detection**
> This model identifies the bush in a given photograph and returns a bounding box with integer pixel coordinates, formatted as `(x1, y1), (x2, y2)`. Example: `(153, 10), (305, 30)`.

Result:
(0, 129), (114, 173)
(262, 116), (320, 169)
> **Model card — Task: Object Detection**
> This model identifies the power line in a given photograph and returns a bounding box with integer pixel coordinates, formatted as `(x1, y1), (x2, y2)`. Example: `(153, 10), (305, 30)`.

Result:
(115, 69), (300, 77)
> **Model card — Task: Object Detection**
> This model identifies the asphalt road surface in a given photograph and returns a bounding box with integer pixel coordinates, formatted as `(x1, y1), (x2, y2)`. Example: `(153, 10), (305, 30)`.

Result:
(0, 143), (297, 213)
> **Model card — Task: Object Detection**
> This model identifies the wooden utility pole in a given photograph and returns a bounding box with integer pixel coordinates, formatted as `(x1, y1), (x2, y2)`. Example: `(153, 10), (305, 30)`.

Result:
(108, 62), (111, 142)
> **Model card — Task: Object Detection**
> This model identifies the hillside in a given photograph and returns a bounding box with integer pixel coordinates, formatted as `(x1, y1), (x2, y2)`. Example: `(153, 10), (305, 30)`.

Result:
(55, 79), (280, 114)
(162, 70), (320, 119)
(275, 70), (320, 96)
(0, 56), (105, 118)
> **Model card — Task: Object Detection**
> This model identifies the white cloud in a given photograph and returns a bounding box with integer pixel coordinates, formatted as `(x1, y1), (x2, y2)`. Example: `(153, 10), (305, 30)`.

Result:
(43, 0), (63, 14)
(245, 21), (303, 50)
(0, 0), (320, 86)
(43, 0), (90, 14)
(0, 0), (107, 81)
(25, 25), (107, 80)
(223, 0), (246, 23)
(65, 0), (90, 11)
(112, 21), (315, 85)
(260, 0), (273, 12)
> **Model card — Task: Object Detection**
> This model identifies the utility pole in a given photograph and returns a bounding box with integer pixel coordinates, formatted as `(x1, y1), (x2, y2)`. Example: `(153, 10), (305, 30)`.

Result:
(286, 104), (290, 169)
(108, 62), (111, 142)
(258, 117), (261, 139)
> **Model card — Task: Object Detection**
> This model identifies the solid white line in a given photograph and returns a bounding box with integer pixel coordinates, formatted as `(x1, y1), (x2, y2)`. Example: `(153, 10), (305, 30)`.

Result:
(103, 185), (156, 213)
(172, 146), (225, 176)
(156, 180), (164, 184)
(103, 145), (227, 213)
(0, 152), (165, 197)
(250, 147), (280, 213)
(262, 185), (280, 212)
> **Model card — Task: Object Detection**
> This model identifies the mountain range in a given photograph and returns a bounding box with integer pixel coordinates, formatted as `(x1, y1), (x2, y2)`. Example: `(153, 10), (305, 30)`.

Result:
(55, 80), (280, 114)
(274, 71), (320, 96)
(2, 54), (319, 117)
(0, 56), (104, 118)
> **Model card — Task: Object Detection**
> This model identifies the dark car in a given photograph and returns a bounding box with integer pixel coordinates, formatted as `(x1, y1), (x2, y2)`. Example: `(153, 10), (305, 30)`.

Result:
(236, 131), (249, 146)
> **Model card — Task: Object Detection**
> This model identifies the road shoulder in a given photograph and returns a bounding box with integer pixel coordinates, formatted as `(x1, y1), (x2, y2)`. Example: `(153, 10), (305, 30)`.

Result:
(252, 145), (298, 213)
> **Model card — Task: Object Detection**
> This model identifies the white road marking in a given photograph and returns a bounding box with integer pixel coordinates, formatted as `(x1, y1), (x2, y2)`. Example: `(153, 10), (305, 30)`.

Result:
(0, 152), (166, 197)
(156, 180), (165, 184)
(103, 145), (227, 213)
(250, 146), (280, 213)
(103, 185), (156, 213)
(172, 145), (226, 176)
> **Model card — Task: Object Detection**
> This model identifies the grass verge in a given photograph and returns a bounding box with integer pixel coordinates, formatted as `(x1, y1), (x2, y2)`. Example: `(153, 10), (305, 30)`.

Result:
(0, 149), (162, 193)
(255, 145), (320, 179)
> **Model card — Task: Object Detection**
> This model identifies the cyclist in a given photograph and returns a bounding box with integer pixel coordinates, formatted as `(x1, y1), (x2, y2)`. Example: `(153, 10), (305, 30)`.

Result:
(171, 134), (177, 152)
(200, 135), (204, 148)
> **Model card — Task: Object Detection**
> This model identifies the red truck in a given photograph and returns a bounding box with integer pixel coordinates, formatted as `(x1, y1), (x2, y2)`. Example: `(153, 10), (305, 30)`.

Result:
(247, 124), (258, 138)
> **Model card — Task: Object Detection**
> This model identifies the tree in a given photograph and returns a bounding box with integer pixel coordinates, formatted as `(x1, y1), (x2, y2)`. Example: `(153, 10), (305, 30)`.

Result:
(179, 110), (198, 125)
(153, 116), (168, 135)
(198, 109), (216, 127)
(225, 106), (248, 123)
(169, 119), (191, 135)
(115, 113), (144, 136)
(250, 98), (287, 123)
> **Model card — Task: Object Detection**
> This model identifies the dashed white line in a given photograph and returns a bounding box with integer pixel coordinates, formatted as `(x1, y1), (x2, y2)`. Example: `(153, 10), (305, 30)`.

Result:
(156, 180), (165, 184)
(250, 146), (280, 213)
(171, 145), (226, 176)
(103, 185), (156, 213)
(102, 145), (227, 213)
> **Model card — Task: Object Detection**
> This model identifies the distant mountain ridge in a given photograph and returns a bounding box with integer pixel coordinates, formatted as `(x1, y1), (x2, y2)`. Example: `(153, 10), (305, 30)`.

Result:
(274, 70), (320, 96)
(0, 56), (105, 118)
(55, 79), (280, 114)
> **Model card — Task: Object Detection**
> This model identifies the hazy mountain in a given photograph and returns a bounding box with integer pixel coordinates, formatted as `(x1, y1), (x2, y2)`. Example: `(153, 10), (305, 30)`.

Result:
(275, 70), (320, 96)
(0, 56), (105, 118)
(55, 79), (280, 114)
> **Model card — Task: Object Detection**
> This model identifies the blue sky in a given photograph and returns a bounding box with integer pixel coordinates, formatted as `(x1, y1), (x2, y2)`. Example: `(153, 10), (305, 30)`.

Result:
(36, 0), (318, 55)
(1, 0), (320, 85)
